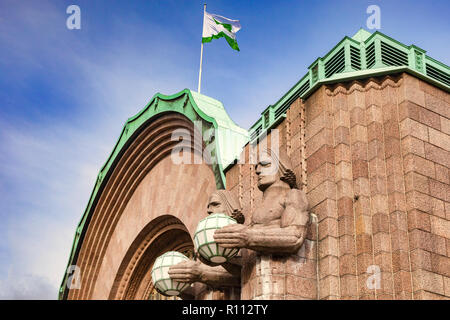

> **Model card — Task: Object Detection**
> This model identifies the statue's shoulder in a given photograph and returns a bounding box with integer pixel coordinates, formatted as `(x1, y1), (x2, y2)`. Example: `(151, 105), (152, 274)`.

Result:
(281, 189), (309, 227)
(285, 188), (309, 211)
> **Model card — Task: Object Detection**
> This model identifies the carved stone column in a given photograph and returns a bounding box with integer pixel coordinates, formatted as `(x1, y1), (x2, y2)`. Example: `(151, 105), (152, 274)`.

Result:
(240, 237), (317, 299)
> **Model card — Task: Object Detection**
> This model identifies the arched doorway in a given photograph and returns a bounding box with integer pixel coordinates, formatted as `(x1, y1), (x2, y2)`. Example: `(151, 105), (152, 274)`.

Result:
(67, 112), (218, 299)
(109, 215), (194, 300)
(60, 90), (248, 300)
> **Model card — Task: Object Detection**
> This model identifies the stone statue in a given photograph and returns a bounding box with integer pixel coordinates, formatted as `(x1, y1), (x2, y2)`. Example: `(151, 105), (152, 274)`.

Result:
(168, 190), (243, 288)
(214, 147), (309, 254)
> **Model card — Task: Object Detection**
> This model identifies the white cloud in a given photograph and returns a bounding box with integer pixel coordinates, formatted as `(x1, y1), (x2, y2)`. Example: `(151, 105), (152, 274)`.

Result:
(0, 272), (56, 300)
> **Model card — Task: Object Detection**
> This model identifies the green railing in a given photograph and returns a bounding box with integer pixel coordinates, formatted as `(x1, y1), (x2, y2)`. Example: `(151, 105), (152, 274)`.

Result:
(249, 29), (450, 141)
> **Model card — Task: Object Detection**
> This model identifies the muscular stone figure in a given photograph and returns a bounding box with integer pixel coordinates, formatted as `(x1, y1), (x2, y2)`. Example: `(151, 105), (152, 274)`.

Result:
(168, 190), (243, 288)
(214, 147), (309, 254)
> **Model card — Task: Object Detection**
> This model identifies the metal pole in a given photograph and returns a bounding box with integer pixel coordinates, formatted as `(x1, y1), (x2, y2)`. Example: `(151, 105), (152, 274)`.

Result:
(198, 3), (206, 93)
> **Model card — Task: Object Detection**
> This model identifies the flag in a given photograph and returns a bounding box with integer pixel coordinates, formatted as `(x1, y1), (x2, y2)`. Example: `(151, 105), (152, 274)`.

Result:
(202, 11), (241, 51)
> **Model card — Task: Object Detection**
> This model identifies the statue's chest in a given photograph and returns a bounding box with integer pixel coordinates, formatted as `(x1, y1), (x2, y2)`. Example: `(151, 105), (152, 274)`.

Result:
(252, 198), (284, 224)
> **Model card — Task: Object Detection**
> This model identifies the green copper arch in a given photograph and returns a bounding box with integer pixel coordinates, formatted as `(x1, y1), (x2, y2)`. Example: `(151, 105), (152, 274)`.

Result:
(58, 89), (248, 299)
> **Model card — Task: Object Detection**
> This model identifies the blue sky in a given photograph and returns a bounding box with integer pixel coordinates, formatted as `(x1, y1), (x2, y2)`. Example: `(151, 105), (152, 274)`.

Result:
(0, 0), (448, 299)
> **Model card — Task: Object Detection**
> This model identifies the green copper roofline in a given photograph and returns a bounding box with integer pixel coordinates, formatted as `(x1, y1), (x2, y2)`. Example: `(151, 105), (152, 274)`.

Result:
(249, 29), (450, 140)
(58, 89), (248, 299)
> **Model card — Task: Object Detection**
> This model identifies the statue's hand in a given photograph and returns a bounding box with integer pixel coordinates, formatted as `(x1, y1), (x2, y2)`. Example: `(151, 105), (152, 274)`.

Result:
(168, 260), (202, 283)
(214, 224), (249, 248)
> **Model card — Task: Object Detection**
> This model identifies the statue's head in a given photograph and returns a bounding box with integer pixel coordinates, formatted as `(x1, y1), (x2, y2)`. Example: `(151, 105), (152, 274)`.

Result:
(206, 190), (245, 224)
(255, 147), (297, 192)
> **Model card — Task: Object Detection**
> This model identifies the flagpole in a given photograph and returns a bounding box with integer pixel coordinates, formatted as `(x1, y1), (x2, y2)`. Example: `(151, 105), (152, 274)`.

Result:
(197, 3), (206, 93)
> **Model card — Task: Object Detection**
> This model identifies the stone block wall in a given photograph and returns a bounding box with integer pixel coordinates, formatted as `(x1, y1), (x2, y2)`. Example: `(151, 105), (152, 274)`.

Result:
(225, 73), (449, 300)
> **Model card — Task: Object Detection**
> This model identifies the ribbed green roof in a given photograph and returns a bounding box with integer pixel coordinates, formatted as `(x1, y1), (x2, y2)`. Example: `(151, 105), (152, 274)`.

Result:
(351, 28), (372, 42)
(190, 91), (248, 167)
(249, 29), (450, 141)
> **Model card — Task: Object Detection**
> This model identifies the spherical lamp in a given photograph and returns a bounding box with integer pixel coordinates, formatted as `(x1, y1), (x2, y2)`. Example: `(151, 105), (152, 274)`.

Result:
(151, 251), (190, 296)
(194, 213), (239, 264)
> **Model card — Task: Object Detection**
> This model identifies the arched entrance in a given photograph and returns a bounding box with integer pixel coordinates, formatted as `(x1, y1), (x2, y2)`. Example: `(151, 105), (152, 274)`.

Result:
(60, 90), (248, 300)
(67, 112), (217, 299)
(109, 215), (194, 300)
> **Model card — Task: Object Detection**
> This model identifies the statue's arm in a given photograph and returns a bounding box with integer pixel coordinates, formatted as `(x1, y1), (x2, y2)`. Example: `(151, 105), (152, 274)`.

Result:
(198, 264), (240, 287)
(216, 189), (309, 254)
(168, 260), (240, 288)
(245, 227), (307, 254)
(275, 188), (309, 252)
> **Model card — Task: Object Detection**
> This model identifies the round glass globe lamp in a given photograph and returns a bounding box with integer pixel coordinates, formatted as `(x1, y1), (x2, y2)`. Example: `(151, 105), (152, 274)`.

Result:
(194, 213), (239, 264)
(151, 251), (190, 296)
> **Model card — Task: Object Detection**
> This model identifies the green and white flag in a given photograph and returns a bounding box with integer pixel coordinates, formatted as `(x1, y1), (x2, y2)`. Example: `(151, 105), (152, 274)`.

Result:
(202, 11), (241, 51)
